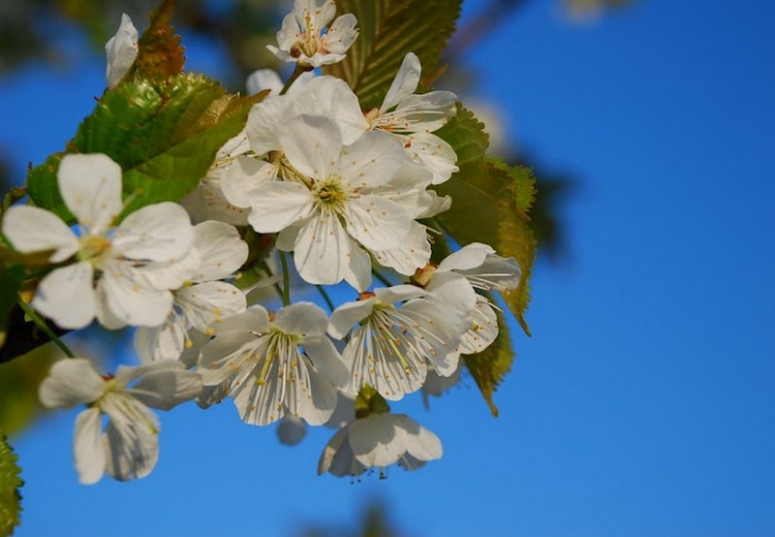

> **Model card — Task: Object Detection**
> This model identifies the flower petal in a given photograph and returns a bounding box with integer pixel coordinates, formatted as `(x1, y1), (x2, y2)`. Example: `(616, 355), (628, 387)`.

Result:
(113, 202), (194, 262)
(1, 205), (79, 263)
(105, 13), (138, 89)
(39, 358), (104, 408)
(58, 153), (123, 233)
(190, 221), (248, 281)
(73, 408), (105, 484)
(380, 52), (421, 114)
(33, 262), (96, 330)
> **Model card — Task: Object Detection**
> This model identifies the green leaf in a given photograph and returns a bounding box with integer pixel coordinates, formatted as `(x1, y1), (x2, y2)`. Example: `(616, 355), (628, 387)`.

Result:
(432, 105), (536, 414)
(0, 433), (23, 537)
(0, 264), (24, 351)
(463, 309), (513, 417)
(434, 105), (537, 335)
(27, 74), (264, 217)
(323, 0), (462, 109)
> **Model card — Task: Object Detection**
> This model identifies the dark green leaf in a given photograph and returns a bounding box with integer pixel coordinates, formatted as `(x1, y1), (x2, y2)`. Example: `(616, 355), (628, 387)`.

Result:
(323, 0), (462, 109)
(0, 264), (24, 351)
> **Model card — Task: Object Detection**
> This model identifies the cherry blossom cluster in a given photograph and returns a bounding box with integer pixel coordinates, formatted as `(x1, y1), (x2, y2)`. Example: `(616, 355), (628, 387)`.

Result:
(2, 0), (522, 484)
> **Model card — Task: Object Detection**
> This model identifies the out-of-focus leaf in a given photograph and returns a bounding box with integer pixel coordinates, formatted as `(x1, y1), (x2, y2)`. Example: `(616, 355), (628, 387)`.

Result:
(27, 74), (264, 217)
(323, 0), (461, 109)
(463, 309), (513, 417)
(0, 433), (23, 537)
(0, 342), (56, 433)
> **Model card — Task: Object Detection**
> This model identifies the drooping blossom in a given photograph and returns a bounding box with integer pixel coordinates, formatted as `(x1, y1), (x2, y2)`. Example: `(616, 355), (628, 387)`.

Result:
(39, 358), (201, 484)
(198, 303), (347, 426)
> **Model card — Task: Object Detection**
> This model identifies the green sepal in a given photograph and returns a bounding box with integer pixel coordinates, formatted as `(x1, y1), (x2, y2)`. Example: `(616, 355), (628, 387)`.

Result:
(323, 0), (462, 109)
(355, 384), (391, 419)
(27, 74), (265, 218)
(0, 433), (23, 537)
(463, 308), (514, 417)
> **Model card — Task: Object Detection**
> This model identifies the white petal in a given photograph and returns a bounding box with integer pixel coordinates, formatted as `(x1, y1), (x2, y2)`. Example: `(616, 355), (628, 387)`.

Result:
(437, 242), (495, 272)
(128, 365), (202, 410)
(395, 414), (443, 461)
(39, 358), (104, 408)
(340, 130), (407, 189)
(58, 153), (123, 233)
(343, 194), (412, 251)
(113, 202), (194, 262)
(390, 91), (458, 133)
(198, 331), (258, 386)
(33, 262), (96, 330)
(245, 96), (289, 155)
(371, 221), (431, 276)
(1, 205), (79, 263)
(273, 302), (328, 335)
(321, 13), (359, 54)
(293, 211), (354, 286)
(290, 76), (367, 144)
(133, 317), (187, 363)
(190, 221), (248, 281)
(213, 305), (270, 334)
(97, 263), (173, 328)
(380, 52), (421, 114)
(176, 282), (246, 333)
(328, 296), (376, 340)
(349, 413), (404, 468)
(73, 408), (105, 484)
(102, 399), (159, 481)
(318, 424), (366, 477)
(280, 115), (342, 180)
(403, 132), (459, 184)
(245, 68), (283, 96)
(221, 157), (278, 209)
(303, 334), (347, 387)
(458, 297), (499, 355)
(247, 181), (314, 234)
(105, 13), (138, 89)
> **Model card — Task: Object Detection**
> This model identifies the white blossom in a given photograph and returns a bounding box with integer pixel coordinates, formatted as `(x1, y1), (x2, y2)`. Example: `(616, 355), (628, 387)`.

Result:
(198, 303), (347, 426)
(365, 52), (459, 183)
(39, 358), (201, 484)
(318, 412), (442, 477)
(328, 285), (467, 400)
(267, 0), (358, 68)
(2, 153), (195, 330)
(246, 115), (418, 290)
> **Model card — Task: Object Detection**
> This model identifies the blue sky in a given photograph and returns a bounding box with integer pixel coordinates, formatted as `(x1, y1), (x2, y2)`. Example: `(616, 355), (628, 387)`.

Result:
(3, 1), (775, 536)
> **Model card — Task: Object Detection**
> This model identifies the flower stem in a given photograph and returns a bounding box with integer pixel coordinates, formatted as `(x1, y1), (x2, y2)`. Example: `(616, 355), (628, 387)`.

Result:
(278, 251), (291, 307)
(280, 64), (308, 95)
(16, 299), (75, 358)
(315, 285), (335, 312)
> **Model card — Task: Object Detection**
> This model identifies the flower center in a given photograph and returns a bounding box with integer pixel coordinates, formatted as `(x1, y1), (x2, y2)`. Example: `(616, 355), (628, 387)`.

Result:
(315, 178), (348, 213)
(78, 233), (112, 264)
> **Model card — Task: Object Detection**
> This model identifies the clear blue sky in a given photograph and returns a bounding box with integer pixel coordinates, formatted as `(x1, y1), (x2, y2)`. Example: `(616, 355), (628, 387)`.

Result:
(3, 1), (775, 536)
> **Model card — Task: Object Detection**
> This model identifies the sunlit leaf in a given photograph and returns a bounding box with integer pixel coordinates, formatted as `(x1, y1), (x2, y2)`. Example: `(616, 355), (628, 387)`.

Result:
(27, 74), (264, 217)
(323, 0), (462, 109)
(0, 433), (23, 537)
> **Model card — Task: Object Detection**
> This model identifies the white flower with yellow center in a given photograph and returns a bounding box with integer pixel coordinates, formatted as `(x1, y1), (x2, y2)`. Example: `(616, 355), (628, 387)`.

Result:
(267, 0), (358, 68)
(2, 153), (195, 330)
(246, 115), (415, 291)
(197, 303), (347, 426)
(39, 358), (201, 484)
(328, 285), (466, 400)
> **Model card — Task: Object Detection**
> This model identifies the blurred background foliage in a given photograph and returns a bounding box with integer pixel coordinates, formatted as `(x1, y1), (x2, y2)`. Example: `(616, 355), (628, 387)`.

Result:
(0, 0), (631, 529)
